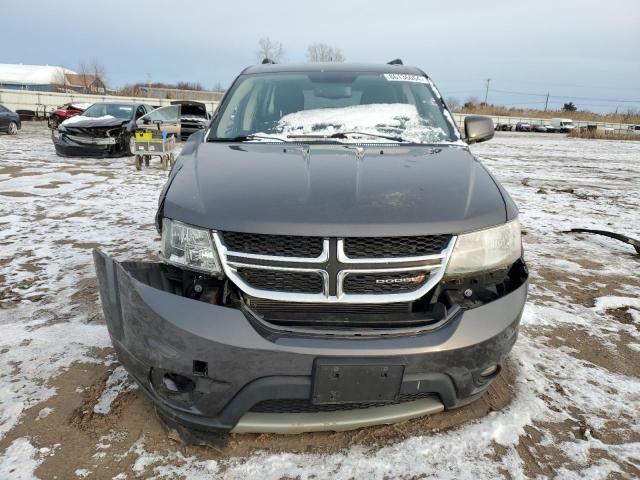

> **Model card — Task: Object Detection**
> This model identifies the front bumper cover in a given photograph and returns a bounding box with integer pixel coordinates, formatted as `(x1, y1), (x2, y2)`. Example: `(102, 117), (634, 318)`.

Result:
(93, 250), (527, 435)
(53, 131), (128, 158)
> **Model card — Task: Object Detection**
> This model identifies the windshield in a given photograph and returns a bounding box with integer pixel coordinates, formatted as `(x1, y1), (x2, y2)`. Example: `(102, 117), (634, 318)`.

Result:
(209, 71), (458, 143)
(81, 103), (134, 120)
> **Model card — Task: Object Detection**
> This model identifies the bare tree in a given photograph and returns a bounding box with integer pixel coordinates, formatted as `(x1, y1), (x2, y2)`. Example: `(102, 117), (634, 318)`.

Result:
(78, 61), (91, 92)
(306, 43), (345, 62)
(256, 37), (284, 62)
(90, 59), (107, 90)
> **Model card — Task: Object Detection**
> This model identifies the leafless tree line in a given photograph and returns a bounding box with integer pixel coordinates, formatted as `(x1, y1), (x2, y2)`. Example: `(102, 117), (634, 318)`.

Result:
(256, 37), (345, 63)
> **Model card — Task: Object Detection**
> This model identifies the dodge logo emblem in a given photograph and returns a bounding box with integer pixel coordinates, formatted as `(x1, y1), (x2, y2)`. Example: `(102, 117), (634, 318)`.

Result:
(376, 274), (426, 284)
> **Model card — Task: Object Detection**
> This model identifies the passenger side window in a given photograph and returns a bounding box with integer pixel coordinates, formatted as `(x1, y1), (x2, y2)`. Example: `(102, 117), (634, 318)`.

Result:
(135, 106), (146, 119)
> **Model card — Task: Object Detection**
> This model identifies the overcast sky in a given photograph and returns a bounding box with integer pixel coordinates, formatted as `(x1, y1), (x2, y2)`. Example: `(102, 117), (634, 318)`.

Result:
(4, 0), (639, 112)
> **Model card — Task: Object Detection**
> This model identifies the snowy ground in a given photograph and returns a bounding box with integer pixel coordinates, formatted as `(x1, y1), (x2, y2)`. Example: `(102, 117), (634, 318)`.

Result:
(0, 124), (638, 479)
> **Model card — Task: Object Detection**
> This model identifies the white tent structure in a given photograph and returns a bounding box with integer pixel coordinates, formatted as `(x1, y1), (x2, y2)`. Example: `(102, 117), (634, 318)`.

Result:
(0, 64), (77, 91)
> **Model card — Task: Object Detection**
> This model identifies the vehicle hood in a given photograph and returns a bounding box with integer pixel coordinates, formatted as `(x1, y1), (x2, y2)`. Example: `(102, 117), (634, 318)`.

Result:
(162, 142), (509, 237)
(60, 115), (130, 129)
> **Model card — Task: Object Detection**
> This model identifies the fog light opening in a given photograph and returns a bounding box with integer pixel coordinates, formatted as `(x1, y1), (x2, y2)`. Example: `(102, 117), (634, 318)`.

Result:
(480, 364), (499, 378)
(192, 360), (209, 376)
(162, 373), (196, 393)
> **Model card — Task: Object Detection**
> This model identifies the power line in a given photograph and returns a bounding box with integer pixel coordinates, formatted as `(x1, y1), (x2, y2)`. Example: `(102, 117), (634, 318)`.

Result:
(489, 88), (640, 104)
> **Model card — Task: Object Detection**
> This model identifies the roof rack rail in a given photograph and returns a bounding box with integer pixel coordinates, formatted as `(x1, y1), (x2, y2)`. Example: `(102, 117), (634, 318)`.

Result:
(387, 58), (403, 65)
(261, 58), (276, 65)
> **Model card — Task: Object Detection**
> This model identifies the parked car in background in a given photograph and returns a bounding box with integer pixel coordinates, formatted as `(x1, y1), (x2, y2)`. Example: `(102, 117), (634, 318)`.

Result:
(515, 121), (532, 132)
(495, 122), (513, 131)
(171, 100), (209, 141)
(532, 123), (555, 133)
(626, 124), (640, 134)
(550, 118), (576, 133)
(52, 102), (155, 157)
(48, 102), (92, 129)
(94, 61), (528, 442)
(0, 104), (21, 135)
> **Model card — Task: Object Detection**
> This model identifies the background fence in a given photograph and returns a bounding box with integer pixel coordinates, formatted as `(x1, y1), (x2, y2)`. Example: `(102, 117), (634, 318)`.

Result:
(1, 88), (636, 133)
(0, 89), (221, 118)
(451, 113), (636, 134)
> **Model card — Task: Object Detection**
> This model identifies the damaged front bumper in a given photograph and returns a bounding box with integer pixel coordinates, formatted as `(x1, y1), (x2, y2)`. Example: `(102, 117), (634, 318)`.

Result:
(93, 249), (527, 438)
(53, 130), (129, 158)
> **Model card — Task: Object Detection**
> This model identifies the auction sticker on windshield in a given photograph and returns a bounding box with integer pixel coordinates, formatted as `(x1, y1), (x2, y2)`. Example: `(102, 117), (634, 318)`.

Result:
(384, 73), (429, 83)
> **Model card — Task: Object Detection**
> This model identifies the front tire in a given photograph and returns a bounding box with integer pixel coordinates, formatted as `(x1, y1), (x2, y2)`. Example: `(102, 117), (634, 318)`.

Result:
(8, 122), (18, 135)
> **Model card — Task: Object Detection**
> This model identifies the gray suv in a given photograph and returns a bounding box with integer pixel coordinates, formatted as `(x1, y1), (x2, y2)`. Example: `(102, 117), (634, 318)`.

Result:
(94, 61), (528, 444)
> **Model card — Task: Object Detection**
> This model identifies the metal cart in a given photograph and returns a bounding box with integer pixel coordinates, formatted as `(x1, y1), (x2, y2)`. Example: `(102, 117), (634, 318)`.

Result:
(132, 131), (176, 171)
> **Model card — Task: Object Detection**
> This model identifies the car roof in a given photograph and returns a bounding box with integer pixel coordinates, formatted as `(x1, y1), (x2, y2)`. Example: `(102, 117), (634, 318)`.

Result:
(241, 62), (428, 77)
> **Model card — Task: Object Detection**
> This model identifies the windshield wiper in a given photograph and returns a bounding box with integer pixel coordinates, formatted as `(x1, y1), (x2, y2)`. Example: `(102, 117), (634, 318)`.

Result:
(287, 131), (405, 142)
(209, 134), (288, 143)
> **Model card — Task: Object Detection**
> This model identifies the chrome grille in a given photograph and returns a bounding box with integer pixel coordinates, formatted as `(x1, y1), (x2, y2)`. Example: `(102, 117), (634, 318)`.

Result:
(213, 233), (455, 304)
(342, 270), (431, 294)
(220, 231), (323, 258)
(236, 267), (323, 294)
(343, 235), (451, 259)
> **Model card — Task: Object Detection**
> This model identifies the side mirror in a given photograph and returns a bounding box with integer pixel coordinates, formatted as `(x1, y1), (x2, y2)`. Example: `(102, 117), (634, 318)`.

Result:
(142, 117), (151, 125)
(464, 116), (494, 144)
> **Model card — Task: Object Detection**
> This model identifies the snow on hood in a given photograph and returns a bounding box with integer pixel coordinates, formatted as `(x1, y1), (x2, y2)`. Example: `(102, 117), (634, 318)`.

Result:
(261, 103), (450, 143)
(69, 103), (93, 111)
(60, 115), (127, 128)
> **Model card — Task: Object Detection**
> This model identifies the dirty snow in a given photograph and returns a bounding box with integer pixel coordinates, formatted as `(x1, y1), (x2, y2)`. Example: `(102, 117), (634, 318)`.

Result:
(35, 408), (52, 421)
(0, 124), (639, 478)
(93, 366), (138, 415)
(0, 438), (42, 480)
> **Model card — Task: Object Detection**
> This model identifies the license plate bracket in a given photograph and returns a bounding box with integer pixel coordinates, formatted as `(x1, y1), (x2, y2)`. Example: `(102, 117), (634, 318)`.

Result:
(312, 358), (404, 405)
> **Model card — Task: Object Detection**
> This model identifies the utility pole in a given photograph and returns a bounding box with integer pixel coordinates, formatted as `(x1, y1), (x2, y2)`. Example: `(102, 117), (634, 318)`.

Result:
(544, 93), (549, 112)
(484, 78), (491, 104)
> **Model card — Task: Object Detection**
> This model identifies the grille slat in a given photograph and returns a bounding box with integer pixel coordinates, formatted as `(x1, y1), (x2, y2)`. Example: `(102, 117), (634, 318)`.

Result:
(343, 271), (431, 294)
(250, 393), (436, 413)
(343, 235), (451, 259)
(246, 297), (411, 315)
(221, 231), (323, 257)
(236, 268), (323, 294)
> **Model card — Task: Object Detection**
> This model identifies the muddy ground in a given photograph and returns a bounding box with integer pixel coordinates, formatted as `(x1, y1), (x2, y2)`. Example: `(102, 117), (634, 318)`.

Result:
(0, 123), (638, 479)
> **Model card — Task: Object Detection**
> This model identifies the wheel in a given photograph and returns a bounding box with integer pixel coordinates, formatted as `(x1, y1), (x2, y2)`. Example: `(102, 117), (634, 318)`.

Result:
(135, 155), (143, 171)
(128, 135), (136, 156)
(168, 153), (176, 167)
(144, 155), (150, 167)
(8, 122), (18, 135)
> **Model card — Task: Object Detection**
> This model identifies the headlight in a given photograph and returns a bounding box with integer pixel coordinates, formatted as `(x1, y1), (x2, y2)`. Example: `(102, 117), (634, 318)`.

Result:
(52, 129), (62, 139)
(445, 220), (522, 275)
(161, 218), (221, 274)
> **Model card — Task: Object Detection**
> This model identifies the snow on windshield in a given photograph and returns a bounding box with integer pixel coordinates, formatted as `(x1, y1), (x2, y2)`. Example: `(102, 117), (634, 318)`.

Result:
(259, 103), (450, 143)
